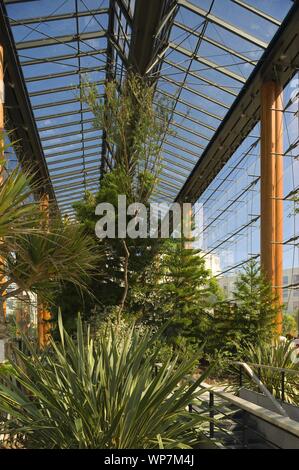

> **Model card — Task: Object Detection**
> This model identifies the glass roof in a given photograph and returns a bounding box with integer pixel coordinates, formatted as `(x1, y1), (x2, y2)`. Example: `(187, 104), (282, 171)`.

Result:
(4, 0), (294, 215)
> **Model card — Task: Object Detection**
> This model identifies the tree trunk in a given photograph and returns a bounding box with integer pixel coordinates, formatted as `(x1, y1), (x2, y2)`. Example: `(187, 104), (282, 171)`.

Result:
(118, 240), (130, 323)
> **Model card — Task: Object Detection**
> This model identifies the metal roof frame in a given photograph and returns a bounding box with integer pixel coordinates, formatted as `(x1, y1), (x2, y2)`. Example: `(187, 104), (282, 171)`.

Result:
(1, 0), (297, 216)
(0, 0), (56, 202)
(178, 0), (268, 49)
(176, 0), (299, 203)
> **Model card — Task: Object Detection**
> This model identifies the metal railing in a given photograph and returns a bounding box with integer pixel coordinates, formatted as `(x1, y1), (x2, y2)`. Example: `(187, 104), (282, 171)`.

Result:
(233, 361), (299, 405)
(189, 382), (299, 449)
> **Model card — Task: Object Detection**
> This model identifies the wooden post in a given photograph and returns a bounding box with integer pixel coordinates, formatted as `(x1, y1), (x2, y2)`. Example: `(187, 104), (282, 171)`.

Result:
(0, 44), (4, 133)
(260, 81), (283, 334)
(182, 203), (193, 249)
(275, 84), (284, 335)
(0, 43), (6, 321)
(38, 193), (51, 348)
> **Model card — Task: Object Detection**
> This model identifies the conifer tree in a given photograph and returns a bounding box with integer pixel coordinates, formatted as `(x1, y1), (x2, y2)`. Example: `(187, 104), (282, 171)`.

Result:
(204, 261), (278, 359)
(232, 260), (277, 347)
(147, 237), (222, 350)
(68, 75), (170, 319)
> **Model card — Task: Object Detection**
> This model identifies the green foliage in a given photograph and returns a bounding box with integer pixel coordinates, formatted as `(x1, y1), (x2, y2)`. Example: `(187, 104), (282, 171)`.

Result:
(70, 75), (171, 316)
(233, 261), (277, 344)
(0, 314), (212, 449)
(81, 74), (169, 197)
(204, 301), (242, 359)
(157, 240), (217, 345)
(244, 340), (299, 405)
(129, 237), (222, 359)
(204, 261), (278, 359)
(0, 149), (102, 323)
(0, 159), (41, 245)
(4, 221), (100, 302)
(283, 313), (297, 337)
(291, 191), (299, 215)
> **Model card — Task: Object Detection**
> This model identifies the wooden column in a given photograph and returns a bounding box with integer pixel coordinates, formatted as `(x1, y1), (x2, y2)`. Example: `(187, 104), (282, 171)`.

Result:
(260, 81), (283, 334)
(275, 84), (284, 334)
(0, 44), (6, 321)
(0, 45), (4, 132)
(38, 193), (51, 348)
(182, 203), (193, 249)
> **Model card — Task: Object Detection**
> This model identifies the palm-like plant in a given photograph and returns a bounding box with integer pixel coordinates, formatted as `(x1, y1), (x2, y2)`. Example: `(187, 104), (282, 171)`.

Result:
(244, 340), (299, 405)
(0, 154), (101, 311)
(0, 161), (41, 245)
(0, 315), (212, 449)
(1, 221), (101, 304)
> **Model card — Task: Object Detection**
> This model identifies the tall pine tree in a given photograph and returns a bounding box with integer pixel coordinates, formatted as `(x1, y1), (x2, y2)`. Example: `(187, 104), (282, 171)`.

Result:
(203, 261), (278, 358)
(146, 237), (222, 350)
(232, 260), (278, 346)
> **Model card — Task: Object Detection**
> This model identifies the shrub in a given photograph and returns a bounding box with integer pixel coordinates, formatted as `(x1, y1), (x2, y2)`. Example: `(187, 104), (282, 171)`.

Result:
(0, 314), (212, 449)
(243, 340), (299, 405)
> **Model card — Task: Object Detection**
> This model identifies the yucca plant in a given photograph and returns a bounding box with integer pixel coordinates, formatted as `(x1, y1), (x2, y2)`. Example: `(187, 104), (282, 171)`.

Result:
(0, 151), (102, 307)
(243, 340), (299, 405)
(0, 160), (41, 246)
(1, 221), (101, 304)
(0, 315), (212, 449)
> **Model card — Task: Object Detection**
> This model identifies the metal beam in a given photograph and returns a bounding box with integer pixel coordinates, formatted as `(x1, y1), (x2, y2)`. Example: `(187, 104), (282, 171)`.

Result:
(158, 89), (223, 121)
(20, 48), (106, 66)
(128, 0), (169, 75)
(162, 155), (193, 173)
(10, 8), (109, 26)
(178, 0), (268, 49)
(4, 0), (39, 3)
(152, 190), (173, 199)
(26, 66), (105, 83)
(160, 162), (189, 179)
(33, 98), (87, 111)
(164, 138), (201, 158)
(160, 171), (186, 186)
(170, 132), (204, 152)
(157, 181), (178, 194)
(100, 0), (115, 178)
(163, 147), (197, 166)
(43, 135), (101, 152)
(31, 81), (103, 95)
(51, 167), (100, 182)
(41, 127), (101, 143)
(56, 185), (98, 199)
(173, 20), (258, 67)
(169, 42), (246, 84)
(49, 158), (100, 173)
(39, 117), (97, 132)
(47, 151), (100, 167)
(57, 193), (88, 205)
(56, 186), (98, 198)
(165, 119), (209, 143)
(163, 57), (238, 97)
(45, 143), (101, 159)
(231, 0), (281, 26)
(54, 177), (100, 192)
(158, 103), (216, 132)
(161, 74), (231, 108)
(115, 0), (133, 25)
(176, 1), (299, 204)
(16, 30), (106, 50)
(35, 107), (92, 122)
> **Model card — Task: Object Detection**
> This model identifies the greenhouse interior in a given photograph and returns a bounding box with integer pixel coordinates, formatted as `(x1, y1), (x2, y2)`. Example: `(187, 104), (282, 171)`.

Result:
(0, 0), (299, 452)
